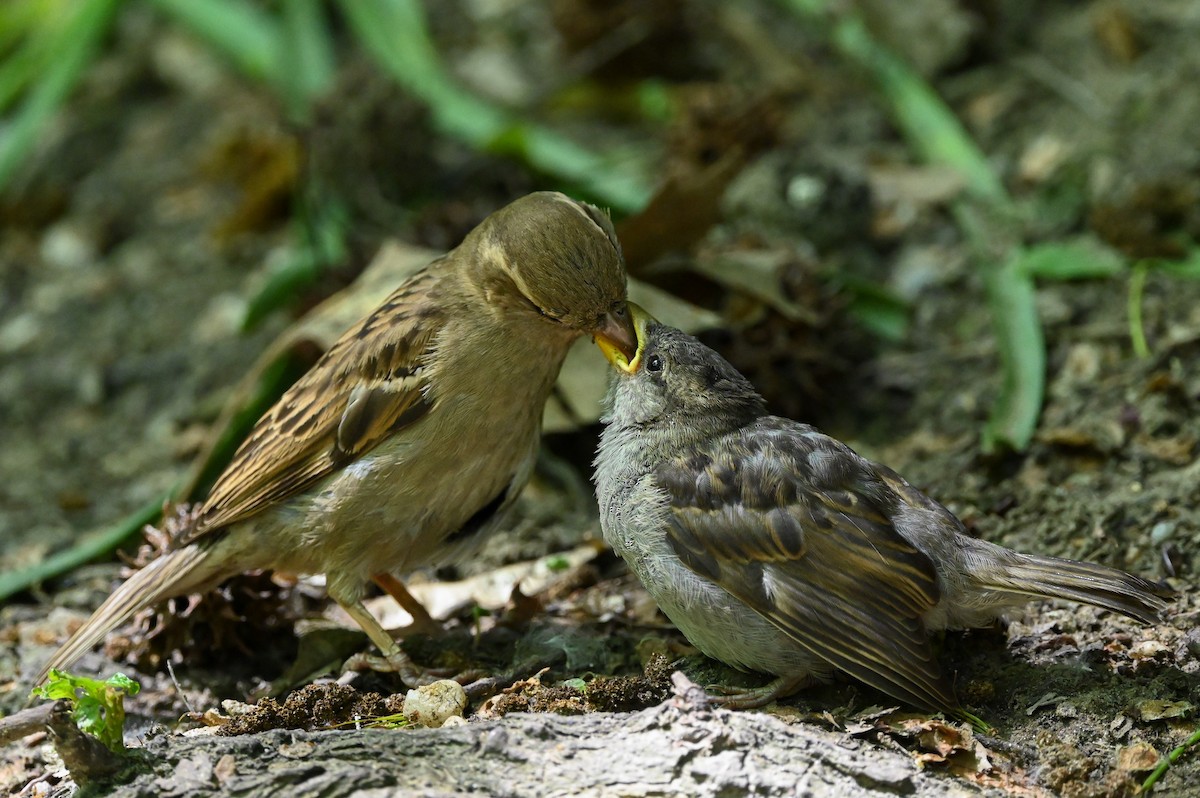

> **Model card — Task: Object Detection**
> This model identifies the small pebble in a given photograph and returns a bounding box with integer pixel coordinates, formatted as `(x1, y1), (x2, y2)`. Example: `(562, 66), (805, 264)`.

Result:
(181, 726), (221, 738)
(1183, 628), (1200, 659)
(41, 222), (97, 271)
(220, 699), (258, 717)
(0, 312), (40, 354)
(1149, 521), (1175, 545)
(403, 680), (468, 728)
(1130, 640), (1168, 660)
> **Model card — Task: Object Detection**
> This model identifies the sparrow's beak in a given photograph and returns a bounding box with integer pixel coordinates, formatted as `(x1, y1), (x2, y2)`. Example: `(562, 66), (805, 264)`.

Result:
(594, 302), (650, 374)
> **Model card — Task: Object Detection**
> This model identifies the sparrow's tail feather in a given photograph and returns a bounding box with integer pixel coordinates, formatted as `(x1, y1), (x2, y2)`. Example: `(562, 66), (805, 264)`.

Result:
(981, 551), (1172, 625)
(36, 543), (223, 684)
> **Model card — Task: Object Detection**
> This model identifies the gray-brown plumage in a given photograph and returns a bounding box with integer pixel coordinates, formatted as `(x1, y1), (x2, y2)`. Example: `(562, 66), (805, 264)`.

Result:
(39, 192), (637, 685)
(593, 309), (1172, 714)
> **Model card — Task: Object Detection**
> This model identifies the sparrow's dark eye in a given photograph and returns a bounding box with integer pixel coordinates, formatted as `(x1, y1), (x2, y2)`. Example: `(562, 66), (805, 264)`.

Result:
(646, 353), (663, 372)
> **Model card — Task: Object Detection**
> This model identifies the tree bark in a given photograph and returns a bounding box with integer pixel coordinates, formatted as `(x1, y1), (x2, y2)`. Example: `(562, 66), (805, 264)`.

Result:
(100, 686), (984, 798)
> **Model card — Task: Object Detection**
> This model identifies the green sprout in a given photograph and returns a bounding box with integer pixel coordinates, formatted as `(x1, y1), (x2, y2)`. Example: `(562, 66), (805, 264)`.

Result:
(470, 604), (492, 645)
(31, 669), (141, 753)
(561, 677), (588, 693)
(544, 555), (571, 573)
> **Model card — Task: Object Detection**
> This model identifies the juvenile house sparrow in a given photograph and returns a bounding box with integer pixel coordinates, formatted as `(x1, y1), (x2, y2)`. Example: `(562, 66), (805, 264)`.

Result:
(38, 192), (637, 685)
(594, 307), (1171, 714)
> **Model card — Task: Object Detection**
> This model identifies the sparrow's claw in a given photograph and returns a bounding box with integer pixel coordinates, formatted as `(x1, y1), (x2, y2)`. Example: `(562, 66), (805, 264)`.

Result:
(341, 650), (485, 688)
(704, 674), (811, 710)
(341, 650), (438, 685)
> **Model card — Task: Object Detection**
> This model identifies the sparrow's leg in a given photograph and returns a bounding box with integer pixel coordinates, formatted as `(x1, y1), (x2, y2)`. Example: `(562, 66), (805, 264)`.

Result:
(334, 596), (441, 686)
(706, 674), (811, 709)
(371, 573), (439, 635)
(332, 591), (485, 686)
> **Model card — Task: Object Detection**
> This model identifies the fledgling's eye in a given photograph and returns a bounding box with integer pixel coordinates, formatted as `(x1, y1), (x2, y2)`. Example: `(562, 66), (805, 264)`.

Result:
(646, 353), (663, 372)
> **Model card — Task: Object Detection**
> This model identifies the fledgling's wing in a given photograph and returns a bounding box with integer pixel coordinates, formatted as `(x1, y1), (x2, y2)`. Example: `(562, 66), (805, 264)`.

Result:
(656, 418), (958, 713)
(188, 264), (448, 541)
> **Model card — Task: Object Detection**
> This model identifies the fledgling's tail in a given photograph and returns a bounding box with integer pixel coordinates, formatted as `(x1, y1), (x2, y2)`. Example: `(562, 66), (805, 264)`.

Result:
(36, 543), (225, 684)
(977, 548), (1172, 625)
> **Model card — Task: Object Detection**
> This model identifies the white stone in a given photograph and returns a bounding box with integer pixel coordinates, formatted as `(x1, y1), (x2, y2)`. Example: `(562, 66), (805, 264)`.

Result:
(402, 680), (468, 728)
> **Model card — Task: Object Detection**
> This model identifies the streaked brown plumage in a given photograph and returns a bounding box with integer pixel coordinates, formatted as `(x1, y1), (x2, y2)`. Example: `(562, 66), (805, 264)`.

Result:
(594, 309), (1172, 715)
(38, 191), (637, 685)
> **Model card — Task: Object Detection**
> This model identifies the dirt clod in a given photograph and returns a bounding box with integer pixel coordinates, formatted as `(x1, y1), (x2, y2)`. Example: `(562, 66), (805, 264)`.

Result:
(219, 684), (403, 736)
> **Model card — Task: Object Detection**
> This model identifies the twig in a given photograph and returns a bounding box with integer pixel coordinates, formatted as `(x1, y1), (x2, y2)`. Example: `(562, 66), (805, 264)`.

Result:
(0, 701), (57, 746)
(0, 700), (125, 784)
(44, 699), (126, 784)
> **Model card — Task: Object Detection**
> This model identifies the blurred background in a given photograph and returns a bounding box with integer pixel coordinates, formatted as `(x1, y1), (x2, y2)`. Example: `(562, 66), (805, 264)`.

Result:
(1, 0), (1199, 791)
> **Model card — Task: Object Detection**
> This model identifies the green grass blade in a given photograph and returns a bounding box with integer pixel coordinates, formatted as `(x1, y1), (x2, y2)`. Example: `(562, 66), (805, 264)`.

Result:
(777, 0), (1044, 451)
(1021, 237), (1126, 281)
(0, 494), (167, 602)
(1128, 262), (1150, 359)
(336, 0), (450, 100)
(337, 0), (651, 211)
(241, 196), (348, 330)
(1149, 248), (1200, 279)
(818, 12), (1005, 204)
(0, 29), (53, 114)
(0, 0), (57, 54)
(840, 277), (910, 342)
(279, 0), (336, 120)
(148, 0), (283, 86)
(0, 0), (119, 192)
(1142, 726), (1200, 793)
(981, 250), (1045, 451)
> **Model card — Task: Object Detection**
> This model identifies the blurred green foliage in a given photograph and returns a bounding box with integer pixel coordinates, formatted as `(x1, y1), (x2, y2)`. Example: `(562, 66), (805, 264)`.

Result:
(0, 0), (651, 209)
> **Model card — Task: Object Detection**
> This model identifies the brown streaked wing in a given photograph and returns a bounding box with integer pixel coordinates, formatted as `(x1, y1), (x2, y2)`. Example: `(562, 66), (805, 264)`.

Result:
(185, 267), (446, 541)
(657, 425), (958, 712)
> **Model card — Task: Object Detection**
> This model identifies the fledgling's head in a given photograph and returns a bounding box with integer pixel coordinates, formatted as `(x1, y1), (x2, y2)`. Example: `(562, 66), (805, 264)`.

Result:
(598, 305), (766, 433)
(467, 191), (636, 360)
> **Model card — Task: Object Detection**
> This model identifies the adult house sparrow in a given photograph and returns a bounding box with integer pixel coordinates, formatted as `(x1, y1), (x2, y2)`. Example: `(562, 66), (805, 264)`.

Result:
(38, 191), (637, 686)
(593, 308), (1171, 714)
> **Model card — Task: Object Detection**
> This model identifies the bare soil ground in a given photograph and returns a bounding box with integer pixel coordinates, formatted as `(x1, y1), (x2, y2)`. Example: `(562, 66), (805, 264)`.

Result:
(2, 2), (1198, 796)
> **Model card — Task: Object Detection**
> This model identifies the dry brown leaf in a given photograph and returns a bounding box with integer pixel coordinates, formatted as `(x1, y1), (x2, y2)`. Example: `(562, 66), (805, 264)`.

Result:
(1135, 699), (1194, 722)
(1116, 741), (1161, 773)
(1135, 434), (1197, 465)
(615, 87), (781, 274)
(854, 716), (996, 777)
(324, 544), (604, 630)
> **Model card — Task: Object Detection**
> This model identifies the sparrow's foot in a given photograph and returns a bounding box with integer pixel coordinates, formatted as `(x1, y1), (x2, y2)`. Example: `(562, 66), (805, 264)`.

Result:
(342, 649), (448, 686)
(331, 594), (437, 685)
(705, 674), (810, 709)
(333, 591), (485, 686)
(342, 647), (487, 688)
